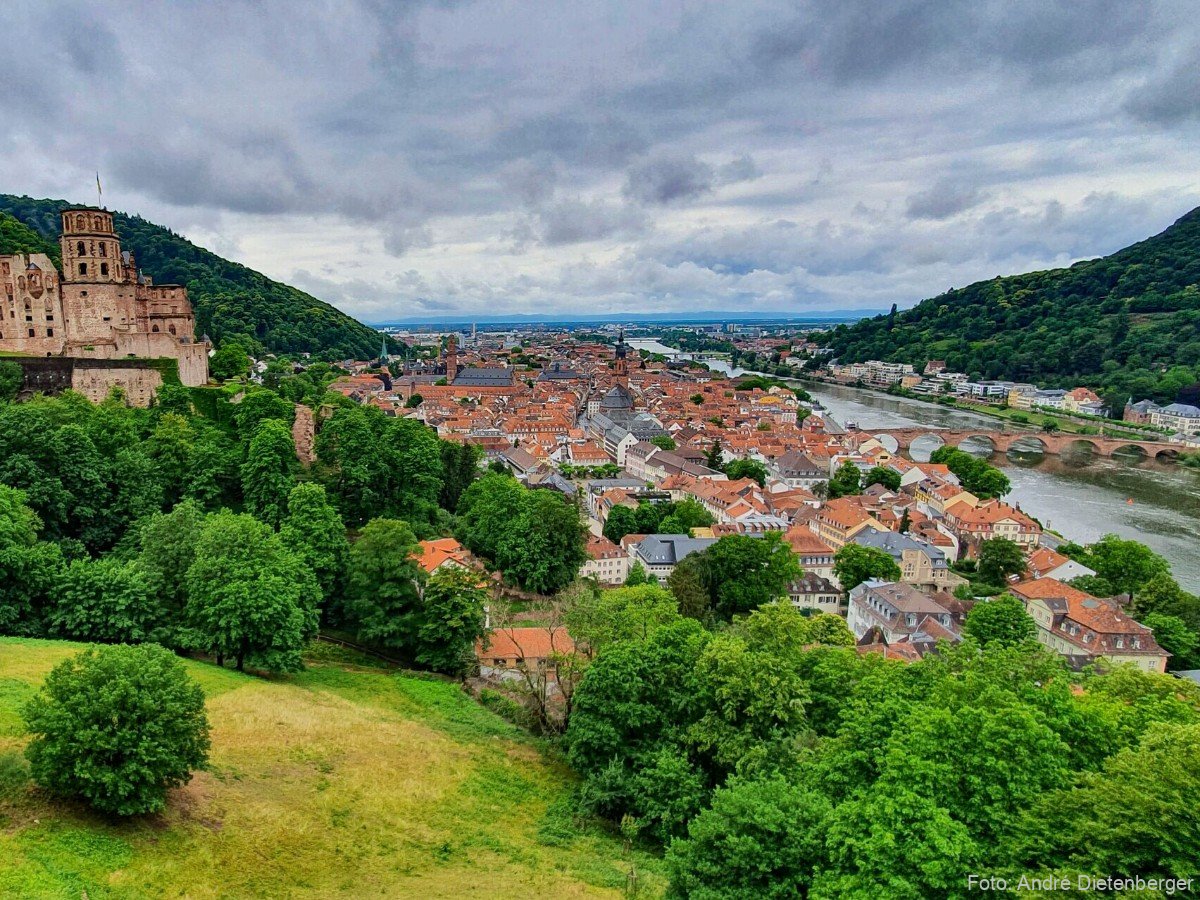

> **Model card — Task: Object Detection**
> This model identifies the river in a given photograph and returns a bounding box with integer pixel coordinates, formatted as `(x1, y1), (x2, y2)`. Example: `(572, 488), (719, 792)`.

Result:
(629, 339), (1200, 591)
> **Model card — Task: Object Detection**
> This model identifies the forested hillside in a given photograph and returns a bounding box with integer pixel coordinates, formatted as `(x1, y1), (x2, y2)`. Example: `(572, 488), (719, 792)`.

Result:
(824, 206), (1200, 406)
(0, 195), (391, 360)
(0, 212), (61, 269)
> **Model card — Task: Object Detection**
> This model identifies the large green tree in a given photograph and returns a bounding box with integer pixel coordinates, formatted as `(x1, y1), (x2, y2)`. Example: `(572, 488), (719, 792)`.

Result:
(185, 511), (320, 672)
(976, 537), (1027, 585)
(963, 595), (1037, 648)
(699, 533), (801, 620)
(415, 566), (488, 675)
(240, 419), (298, 528)
(343, 517), (424, 654)
(49, 557), (155, 644)
(279, 483), (348, 603)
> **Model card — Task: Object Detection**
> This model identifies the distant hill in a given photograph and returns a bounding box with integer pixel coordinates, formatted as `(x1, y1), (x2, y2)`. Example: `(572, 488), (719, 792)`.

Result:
(823, 206), (1200, 406)
(0, 195), (391, 360)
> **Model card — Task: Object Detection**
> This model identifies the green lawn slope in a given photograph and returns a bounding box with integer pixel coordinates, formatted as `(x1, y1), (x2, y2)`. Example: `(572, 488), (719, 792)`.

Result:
(0, 638), (663, 898)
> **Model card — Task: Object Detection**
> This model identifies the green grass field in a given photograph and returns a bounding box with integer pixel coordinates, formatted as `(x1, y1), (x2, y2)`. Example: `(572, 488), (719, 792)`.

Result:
(0, 638), (664, 898)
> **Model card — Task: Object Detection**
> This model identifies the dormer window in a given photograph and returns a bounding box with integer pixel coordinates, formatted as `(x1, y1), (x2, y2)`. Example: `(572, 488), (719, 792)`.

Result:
(1115, 637), (1124, 649)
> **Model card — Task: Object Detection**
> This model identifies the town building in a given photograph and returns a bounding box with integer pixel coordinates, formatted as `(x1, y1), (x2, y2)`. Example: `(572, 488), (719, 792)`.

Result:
(1009, 578), (1168, 672)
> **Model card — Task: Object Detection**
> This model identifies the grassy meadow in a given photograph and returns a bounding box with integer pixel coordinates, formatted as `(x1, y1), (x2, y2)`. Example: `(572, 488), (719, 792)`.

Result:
(0, 637), (664, 898)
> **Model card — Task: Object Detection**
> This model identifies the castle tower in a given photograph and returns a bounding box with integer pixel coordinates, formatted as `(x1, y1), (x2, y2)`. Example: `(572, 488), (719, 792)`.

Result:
(60, 209), (123, 285)
(614, 327), (628, 385)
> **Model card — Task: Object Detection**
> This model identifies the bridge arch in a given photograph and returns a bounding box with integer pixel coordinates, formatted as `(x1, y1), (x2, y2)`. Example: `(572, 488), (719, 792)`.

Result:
(872, 433), (900, 454)
(1063, 438), (1101, 457)
(1111, 443), (1149, 461)
(1006, 434), (1049, 456)
(956, 433), (997, 456)
(1154, 446), (1181, 461)
(908, 432), (946, 461)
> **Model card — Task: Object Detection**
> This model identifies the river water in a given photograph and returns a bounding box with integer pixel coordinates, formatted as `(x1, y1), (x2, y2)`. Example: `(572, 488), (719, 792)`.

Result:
(630, 339), (1200, 590)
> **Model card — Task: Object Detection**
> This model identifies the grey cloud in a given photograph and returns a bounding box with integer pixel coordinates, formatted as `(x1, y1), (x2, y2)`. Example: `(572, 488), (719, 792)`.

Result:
(624, 155), (715, 205)
(0, 0), (1196, 317)
(906, 180), (987, 220)
(536, 197), (647, 246)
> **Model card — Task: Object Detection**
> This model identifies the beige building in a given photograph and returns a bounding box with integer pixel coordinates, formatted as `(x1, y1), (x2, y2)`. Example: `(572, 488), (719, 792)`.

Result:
(0, 209), (209, 397)
(1010, 578), (1168, 673)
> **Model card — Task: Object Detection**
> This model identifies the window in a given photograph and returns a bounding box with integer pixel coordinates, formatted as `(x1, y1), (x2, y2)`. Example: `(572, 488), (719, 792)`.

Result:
(27, 328), (35, 337)
(98, 242), (106, 257)
(46, 328), (53, 337)
(100, 263), (108, 276)
(77, 241), (86, 255)
(79, 263), (87, 276)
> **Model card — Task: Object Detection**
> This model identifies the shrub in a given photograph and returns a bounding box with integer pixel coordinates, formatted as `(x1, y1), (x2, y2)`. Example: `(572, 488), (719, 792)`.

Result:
(23, 644), (210, 815)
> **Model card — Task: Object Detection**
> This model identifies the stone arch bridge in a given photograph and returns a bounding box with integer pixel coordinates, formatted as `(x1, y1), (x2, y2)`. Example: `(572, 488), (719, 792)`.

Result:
(866, 428), (1182, 460)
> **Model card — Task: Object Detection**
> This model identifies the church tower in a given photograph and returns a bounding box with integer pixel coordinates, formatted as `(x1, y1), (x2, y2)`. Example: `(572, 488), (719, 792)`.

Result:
(614, 327), (628, 385)
(445, 333), (459, 380)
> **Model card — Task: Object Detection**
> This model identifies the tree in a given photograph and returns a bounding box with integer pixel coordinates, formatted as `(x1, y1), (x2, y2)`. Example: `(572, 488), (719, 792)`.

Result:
(898, 508), (911, 533)
(690, 393), (705, 405)
(415, 566), (488, 675)
(651, 434), (677, 451)
(667, 776), (831, 899)
(864, 465), (901, 491)
(963, 595), (1037, 648)
(1142, 613), (1199, 669)
(827, 461), (862, 499)
(279, 483), (348, 603)
(405, 393), (424, 408)
(1078, 535), (1170, 599)
(456, 473), (527, 560)
(704, 439), (723, 470)
(566, 583), (680, 654)
(209, 343), (251, 381)
(625, 561), (651, 586)
(438, 440), (480, 512)
(185, 511), (320, 672)
(343, 517), (424, 654)
(833, 544), (900, 592)
(723, 458), (769, 487)
(0, 487), (63, 637)
(23, 644), (209, 816)
(49, 557), (154, 644)
(603, 505), (638, 544)
(240, 419), (298, 528)
(138, 500), (206, 647)
(976, 537), (1027, 585)
(0, 360), (22, 402)
(669, 555), (710, 621)
(929, 447), (1011, 499)
(702, 533), (801, 620)
(497, 489), (587, 593)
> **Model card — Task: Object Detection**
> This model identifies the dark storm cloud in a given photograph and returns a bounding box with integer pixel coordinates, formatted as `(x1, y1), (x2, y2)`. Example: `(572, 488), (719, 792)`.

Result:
(0, 0), (1196, 318)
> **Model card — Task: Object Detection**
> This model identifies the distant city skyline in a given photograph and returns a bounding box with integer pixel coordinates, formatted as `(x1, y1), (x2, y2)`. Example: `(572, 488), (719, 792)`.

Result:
(1, 1), (1198, 323)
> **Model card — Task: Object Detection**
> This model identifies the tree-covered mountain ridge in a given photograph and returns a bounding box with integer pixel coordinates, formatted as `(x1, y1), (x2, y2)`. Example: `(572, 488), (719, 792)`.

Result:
(0, 195), (391, 360)
(824, 205), (1200, 406)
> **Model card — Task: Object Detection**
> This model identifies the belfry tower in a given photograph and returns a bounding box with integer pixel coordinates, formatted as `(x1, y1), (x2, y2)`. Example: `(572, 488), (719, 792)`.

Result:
(614, 327), (629, 385)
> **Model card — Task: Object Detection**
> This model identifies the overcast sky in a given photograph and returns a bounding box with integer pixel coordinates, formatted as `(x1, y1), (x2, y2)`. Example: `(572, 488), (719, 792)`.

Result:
(2, 1), (1198, 323)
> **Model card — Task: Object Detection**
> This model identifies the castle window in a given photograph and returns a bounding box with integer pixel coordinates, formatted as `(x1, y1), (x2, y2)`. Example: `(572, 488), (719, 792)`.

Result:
(77, 242), (86, 256)
(152, 324), (159, 332)
(28, 328), (35, 337)
(79, 263), (87, 276)
(100, 263), (108, 276)
(98, 242), (106, 257)
(168, 325), (177, 335)
(46, 328), (53, 337)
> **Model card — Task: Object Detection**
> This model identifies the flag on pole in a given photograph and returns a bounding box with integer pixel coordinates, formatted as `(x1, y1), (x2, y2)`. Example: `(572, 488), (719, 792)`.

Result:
(96, 172), (102, 196)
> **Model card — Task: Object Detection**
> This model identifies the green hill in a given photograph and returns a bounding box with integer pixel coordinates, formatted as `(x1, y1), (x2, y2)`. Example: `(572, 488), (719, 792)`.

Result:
(0, 195), (391, 361)
(823, 206), (1200, 407)
(0, 637), (662, 898)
